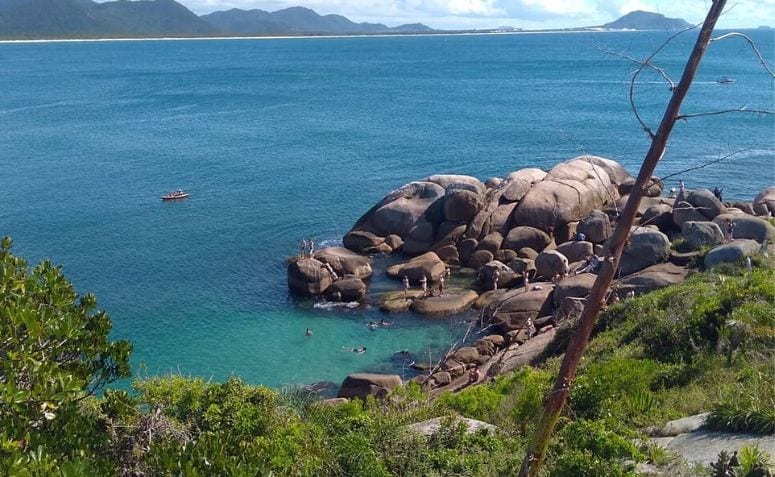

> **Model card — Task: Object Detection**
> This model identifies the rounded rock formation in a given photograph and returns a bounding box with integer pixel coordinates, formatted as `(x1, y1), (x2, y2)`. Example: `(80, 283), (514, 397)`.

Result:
(287, 258), (333, 296)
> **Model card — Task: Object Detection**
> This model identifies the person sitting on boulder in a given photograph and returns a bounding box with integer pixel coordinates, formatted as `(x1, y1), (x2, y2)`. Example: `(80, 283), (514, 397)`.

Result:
(420, 275), (428, 297)
(713, 187), (723, 201)
(574, 255), (601, 275)
(574, 232), (586, 241)
(468, 365), (481, 385)
(402, 275), (410, 298)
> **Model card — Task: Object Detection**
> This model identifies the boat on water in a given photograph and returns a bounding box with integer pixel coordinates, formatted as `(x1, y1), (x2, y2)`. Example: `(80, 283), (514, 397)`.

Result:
(716, 77), (736, 84)
(161, 189), (189, 200)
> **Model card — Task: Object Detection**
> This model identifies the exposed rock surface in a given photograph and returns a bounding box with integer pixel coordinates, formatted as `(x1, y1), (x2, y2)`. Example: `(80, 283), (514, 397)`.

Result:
(407, 417), (497, 437)
(410, 290), (479, 316)
(492, 286), (554, 331)
(287, 258), (333, 296)
(553, 273), (597, 307)
(713, 214), (775, 243)
(577, 210), (611, 244)
(386, 252), (446, 281)
(617, 263), (689, 295)
(337, 373), (402, 400)
(704, 240), (761, 269)
(555, 240), (594, 263)
(315, 247), (373, 278)
(326, 277), (367, 302)
(535, 250), (570, 280)
(618, 228), (671, 276)
(681, 221), (724, 250)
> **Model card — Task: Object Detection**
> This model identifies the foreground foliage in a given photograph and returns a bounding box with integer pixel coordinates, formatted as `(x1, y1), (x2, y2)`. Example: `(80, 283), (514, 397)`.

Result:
(1, 239), (773, 476)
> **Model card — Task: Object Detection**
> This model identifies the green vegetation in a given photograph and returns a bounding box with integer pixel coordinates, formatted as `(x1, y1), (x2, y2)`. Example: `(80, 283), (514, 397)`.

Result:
(1, 237), (773, 475)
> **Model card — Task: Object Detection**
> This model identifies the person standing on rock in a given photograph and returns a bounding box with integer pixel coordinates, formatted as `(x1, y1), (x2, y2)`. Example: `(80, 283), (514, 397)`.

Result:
(445, 267), (452, 279)
(726, 219), (736, 242)
(308, 238), (315, 257)
(300, 239), (307, 258)
(713, 187), (723, 201)
(523, 271), (530, 292)
(493, 270), (500, 291)
(438, 275), (445, 296)
(402, 275), (410, 299)
(668, 187), (677, 198)
(420, 275), (428, 297)
(526, 317), (536, 340)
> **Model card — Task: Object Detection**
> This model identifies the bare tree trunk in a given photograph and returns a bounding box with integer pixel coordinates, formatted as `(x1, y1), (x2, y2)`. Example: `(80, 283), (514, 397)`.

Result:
(517, 2), (728, 476)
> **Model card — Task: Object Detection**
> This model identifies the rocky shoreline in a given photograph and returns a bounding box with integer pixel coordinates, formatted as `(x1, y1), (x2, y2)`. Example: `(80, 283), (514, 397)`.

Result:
(287, 155), (775, 400)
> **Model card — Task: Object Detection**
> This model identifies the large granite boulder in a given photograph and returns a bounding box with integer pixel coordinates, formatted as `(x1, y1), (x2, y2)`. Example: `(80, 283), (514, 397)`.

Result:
(410, 290), (479, 316)
(616, 263), (689, 295)
(287, 258), (333, 296)
(704, 240), (761, 269)
(343, 230), (390, 254)
(753, 186), (775, 216)
(681, 221), (725, 250)
(512, 159), (617, 232)
(444, 189), (484, 223)
(386, 252), (446, 282)
(712, 214), (775, 243)
(492, 286), (555, 331)
(555, 240), (594, 263)
(433, 222), (467, 248)
(553, 273), (597, 307)
(503, 226), (552, 252)
(619, 176), (663, 197)
(468, 250), (495, 269)
(326, 277), (367, 302)
(618, 228), (671, 276)
(578, 155), (632, 187)
(425, 174), (485, 195)
(507, 257), (536, 278)
(481, 261), (517, 290)
(672, 201), (709, 228)
(490, 203), (517, 234)
(578, 210), (611, 244)
(337, 373), (402, 400)
(502, 168), (546, 202)
(685, 189), (726, 220)
(315, 247), (373, 278)
(641, 203), (675, 232)
(402, 219), (436, 255)
(535, 250), (570, 280)
(478, 232), (504, 254)
(435, 244), (460, 265)
(350, 181), (445, 238)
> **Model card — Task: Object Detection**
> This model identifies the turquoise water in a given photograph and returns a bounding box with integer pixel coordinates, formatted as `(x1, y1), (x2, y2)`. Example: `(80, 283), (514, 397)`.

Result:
(1, 31), (773, 389)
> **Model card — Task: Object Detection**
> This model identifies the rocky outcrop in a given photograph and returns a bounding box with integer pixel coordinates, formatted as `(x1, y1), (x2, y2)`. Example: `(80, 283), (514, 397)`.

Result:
(684, 189), (726, 220)
(553, 273), (597, 307)
(577, 210), (611, 244)
(617, 228), (671, 276)
(616, 263), (689, 295)
(386, 252), (446, 282)
(535, 250), (570, 280)
(713, 214), (775, 243)
(407, 417), (497, 437)
(672, 200), (710, 228)
(492, 286), (554, 331)
(337, 373), (402, 400)
(555, 240), (594, 263)
(512, 159), (618, 233)
(704, 240), (761, 269)
(641, 203), (674, 232)
(315, 247), (373, 278)
(503, 226), (552, 253)
(326, 277), (367, 302)
(410, 290), (479, 316)
(681, 221), (724, 250)
(287, 258), (333, 296)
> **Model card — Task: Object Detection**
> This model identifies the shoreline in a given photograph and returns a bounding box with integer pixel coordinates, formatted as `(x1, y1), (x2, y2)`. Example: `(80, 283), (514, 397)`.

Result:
(0, 28), (673, 45)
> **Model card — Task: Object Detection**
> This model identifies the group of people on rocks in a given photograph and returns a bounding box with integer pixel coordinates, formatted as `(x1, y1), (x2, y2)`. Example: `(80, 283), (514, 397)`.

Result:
(403, 267), (452, 299)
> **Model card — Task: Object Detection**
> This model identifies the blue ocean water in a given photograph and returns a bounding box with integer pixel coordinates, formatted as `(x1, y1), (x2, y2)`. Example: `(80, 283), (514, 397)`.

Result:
(1, 31), (773, 389)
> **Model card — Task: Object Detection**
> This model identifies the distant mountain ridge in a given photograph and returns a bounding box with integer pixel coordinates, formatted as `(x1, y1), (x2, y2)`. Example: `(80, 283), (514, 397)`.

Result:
(0, 0), (433, 39)
(201, 6), (432, 35)
(601, 10), (691, 30)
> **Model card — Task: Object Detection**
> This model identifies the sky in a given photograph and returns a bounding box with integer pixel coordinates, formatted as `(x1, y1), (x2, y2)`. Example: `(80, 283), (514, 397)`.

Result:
(182, 0), (775, 30)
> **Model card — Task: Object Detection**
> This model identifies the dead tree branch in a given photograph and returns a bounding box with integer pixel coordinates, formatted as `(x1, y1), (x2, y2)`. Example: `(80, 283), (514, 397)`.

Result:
(677, 107), (774, 120)
(517, 2), (729, 476)
(711, 32), (775, 78)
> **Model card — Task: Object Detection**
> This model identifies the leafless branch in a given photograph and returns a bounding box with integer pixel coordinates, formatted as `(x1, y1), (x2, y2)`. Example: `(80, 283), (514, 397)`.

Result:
(711, 32), (775, 78)
(676, 107), (774, 120)
(598, 46), (676, 90)
(659, 149), (745, 183)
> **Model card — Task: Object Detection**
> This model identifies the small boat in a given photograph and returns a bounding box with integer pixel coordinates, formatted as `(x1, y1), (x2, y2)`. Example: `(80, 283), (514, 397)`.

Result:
(716, 77), (736, 84)
(161, 189), (189, 200)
